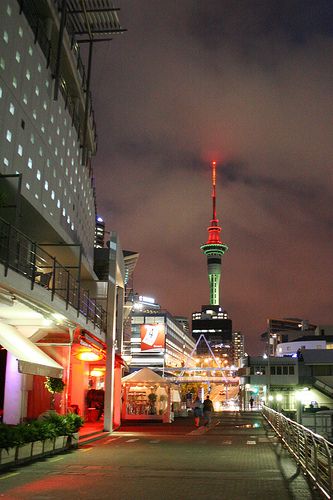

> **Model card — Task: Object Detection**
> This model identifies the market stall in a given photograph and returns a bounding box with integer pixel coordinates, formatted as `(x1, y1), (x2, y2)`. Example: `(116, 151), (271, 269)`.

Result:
(121, 368), (171, 422)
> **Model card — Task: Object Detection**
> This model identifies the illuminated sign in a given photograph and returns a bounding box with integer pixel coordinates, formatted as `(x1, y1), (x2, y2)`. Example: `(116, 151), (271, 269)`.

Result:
(140, 324), (165, 352)
(139, 295), (155, 304)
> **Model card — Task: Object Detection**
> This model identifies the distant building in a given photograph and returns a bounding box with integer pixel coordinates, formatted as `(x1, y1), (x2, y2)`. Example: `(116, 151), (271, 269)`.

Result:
(232, 331), (245, 366)
(129, 307), (196, 372)
(192, 305), (232, 360)
(94, 216), (105, 248)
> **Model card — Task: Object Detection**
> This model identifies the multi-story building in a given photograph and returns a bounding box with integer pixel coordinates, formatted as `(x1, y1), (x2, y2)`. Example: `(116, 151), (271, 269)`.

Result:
(232, 331), (245, 366)
(129, 305), (196, 372)
(0, 0), (125, 430)
(94, 216), (106, 248)
(192, 305), (232, 360)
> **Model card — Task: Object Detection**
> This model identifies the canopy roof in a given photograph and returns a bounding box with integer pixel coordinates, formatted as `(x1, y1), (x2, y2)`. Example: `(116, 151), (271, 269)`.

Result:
(122, 367), (168, 384)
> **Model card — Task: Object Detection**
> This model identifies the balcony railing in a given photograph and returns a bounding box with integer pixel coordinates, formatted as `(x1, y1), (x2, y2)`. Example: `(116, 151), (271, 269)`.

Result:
(0, 218), (107, 333)
(262, 405), (333, 499)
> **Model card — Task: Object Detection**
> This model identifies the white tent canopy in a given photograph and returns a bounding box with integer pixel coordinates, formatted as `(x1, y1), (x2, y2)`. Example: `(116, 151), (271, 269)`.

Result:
(122, 367), (168, 384)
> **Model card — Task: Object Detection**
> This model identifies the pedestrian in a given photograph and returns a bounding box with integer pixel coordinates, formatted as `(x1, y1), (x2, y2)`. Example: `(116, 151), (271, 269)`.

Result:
(193, 396), (203, 428)
(249, 397), (254, 410)
(203, 394), (214, 426)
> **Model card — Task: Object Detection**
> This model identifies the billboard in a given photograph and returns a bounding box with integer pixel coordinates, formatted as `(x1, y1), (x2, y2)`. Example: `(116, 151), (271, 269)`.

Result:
(140, 324), (165, 352)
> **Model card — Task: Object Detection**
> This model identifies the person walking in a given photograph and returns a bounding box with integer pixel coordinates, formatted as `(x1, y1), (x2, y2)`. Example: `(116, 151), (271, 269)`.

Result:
(249, 397), (254, 410)
(203, 394), (214, 426)
(193, 396), (203, 428)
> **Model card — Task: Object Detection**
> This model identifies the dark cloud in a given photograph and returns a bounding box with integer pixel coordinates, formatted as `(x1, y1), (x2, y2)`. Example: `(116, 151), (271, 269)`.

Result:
(91, 1), (333, 353)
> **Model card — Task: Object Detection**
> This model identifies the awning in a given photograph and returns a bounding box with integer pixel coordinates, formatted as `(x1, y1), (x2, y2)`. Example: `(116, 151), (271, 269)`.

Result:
(0, 322), (63, 378)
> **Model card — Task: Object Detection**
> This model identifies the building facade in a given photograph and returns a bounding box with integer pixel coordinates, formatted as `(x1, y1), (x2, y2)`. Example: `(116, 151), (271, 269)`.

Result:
(0, 0), (126, 431)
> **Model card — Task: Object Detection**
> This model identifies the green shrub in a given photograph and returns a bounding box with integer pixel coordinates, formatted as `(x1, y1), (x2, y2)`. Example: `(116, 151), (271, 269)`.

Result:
(0, 412), (84, 449)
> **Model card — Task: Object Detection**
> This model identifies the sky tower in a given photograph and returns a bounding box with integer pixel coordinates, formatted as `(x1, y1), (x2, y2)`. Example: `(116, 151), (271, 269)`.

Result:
(200, 161), (228, 306)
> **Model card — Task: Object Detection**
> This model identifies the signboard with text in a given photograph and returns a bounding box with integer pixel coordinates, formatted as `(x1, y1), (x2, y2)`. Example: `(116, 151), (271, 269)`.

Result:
(140, 324), (165, 352)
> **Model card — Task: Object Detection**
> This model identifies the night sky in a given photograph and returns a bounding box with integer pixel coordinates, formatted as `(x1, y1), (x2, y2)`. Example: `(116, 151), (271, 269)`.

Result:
(90, 1), (333, 354)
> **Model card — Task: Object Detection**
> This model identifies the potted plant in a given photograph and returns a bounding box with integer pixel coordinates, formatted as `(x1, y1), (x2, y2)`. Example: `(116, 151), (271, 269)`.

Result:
(0, 425), (18, 465)
(44, 377), (65, 410)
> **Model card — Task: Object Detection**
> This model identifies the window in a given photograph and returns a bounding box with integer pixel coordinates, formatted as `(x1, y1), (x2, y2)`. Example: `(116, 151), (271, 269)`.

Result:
(17, 145), (23, 156)
(3, 31), (9, 44)
(12, 77), (17, 88)
(43, 101), (47, 110)
(28, 46), (33, 56)
(9, 103), (14, 115)
(51, 190), (55, 200)
(3, 158), (9, 167)
(23, 94), (28, 105)
(289, 366), (295, 375)
(6, 130), (12, 142)
(28, 158), (32, 169)
(15, 52), (20, 63)
(276, 366), (282, 375)
(57, 200), (60, 208)
(37, 63), (42, 73)
(283, 366), (288, 375)
(270, 366), (276, 375)
(25, 182), (30, 190)
(30, 133), (35, 144)
(7, 5), (12, 15)
(44, 181), (48, 191)
(32, 110), (37, 120)
(0, 58), (4, 70)
(19, 27), (23, 38)
(0, 87), (2, 99)
(35, 86), (39, 96)
(36, 170), (41, 180)
(26, 69), (31, 80)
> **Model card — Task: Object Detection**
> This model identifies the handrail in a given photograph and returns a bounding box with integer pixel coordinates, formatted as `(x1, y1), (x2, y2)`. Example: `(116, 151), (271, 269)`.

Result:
(0, 217), (107, 333)
(262, 405), (333, 499)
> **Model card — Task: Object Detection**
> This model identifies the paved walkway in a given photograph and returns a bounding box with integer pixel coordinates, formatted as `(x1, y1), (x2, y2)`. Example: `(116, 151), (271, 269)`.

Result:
(0, 411), (321, 499)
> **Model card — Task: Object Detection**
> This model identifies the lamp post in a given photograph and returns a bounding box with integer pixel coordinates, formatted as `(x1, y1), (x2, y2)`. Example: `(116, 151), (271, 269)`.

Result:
(266, 319), (271, 405)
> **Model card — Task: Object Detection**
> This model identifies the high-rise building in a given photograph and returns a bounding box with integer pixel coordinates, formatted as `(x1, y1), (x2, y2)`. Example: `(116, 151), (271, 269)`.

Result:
(95, 216), (106, 248)
(0, 0), (126, 430)
(192, 162), (232, 360)
(232, 331), (245, 366)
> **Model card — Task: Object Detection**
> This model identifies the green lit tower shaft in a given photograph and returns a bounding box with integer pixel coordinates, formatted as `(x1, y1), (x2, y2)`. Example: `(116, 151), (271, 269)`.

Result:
(200, 161), (228, 305)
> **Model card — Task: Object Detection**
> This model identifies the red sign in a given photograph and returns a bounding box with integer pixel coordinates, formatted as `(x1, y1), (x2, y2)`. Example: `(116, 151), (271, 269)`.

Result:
(140, 324), (165, 351)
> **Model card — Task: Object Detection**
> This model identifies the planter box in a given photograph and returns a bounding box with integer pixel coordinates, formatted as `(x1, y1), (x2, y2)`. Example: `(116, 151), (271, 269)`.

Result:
(0, 447), (16, 465)
(68, 432), (79, 448)
(17, 442), (32, 461)
(32, 440), (44, 457)
(43, 438), (54, 454)
(54, 436), (67, 450)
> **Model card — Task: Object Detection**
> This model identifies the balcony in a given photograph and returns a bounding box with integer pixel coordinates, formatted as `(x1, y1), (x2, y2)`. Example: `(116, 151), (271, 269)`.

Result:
(0, 217), (106, 332)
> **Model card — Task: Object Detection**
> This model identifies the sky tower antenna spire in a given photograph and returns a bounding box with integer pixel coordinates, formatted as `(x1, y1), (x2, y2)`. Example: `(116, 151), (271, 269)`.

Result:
(200, 161), (228, 306)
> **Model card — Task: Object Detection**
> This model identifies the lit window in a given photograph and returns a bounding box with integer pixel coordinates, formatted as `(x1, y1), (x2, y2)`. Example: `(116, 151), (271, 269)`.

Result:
(19, 27), (23, 37)
(17, 145), (23, 156)
(44, 181), (48, 191)
(30, 133), (34, 144)
(7, 5), (12, 15)
(51, 190), (55, 200)
(53, 169), (56, 178)
(67, 216), (70, 224)
(70, 177), (73, 185)
(3, 31), (9, 43)
(41, 124), (45, 133)
(23, 94), (27, 104)
(59, 107), (61, 115)
(58, 179), (62, 186)
(12, 77), (17, 88)
(36, 170), (41, 180)
(62, 208), (66, 216)
(50, 115), (54, 124)
(72, 160), (75, 167)
(25, 182), (30, 190)
(35, 193), (39, 199)
(28, 46), (33, 55)
(69, 130), (72, 137)
(60, 158), (64, 166)
(62, 138), (65, 146)
(39, 147), (43, 157)
(9, 103), (14, 115)
(6, 130), (12, 142)
(37, 63), (42, 73)
(15, 52), (20, 63)
(65, 168), (68, 176)
(32, 110), (37, 120)
(28, 158), (32, 169)
(35, 86), (39, 96)
(3, 158), (9, 167)
(0, 58), (5, 70)
(54, 147), (58, 156)
(26, 69), (30, 80)
(43, 101), (47, 110)
(64, 118), (67, 126)
(46, 159), (50, 168)
(71, 223), (74, 230)
(67, 148), (70, 157)
(64, 188), (67, 196)
(56, 127), (60, 135)
(57, 200), (60, 208)
(48, 137), (52, 145)
(45, 80), (49, 88)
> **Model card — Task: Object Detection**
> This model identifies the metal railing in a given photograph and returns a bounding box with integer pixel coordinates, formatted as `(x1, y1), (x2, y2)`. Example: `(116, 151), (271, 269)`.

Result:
(0, 217), (107, 333)
(262, 405), (333, 499)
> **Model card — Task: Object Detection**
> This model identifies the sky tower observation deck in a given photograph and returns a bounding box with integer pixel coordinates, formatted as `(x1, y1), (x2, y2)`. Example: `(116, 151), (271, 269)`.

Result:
(200, 161), (228, 306)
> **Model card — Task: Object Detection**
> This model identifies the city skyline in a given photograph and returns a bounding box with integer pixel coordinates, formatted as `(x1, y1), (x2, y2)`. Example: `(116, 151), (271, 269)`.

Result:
(90, 1), (333, 354)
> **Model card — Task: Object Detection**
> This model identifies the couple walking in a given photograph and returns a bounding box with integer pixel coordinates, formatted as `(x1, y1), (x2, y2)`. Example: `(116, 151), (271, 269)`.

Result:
(193, 395), (214, 427)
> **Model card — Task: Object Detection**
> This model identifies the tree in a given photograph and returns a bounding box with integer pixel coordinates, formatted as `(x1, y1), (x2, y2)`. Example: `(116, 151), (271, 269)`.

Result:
(44, 377), (65, 410)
